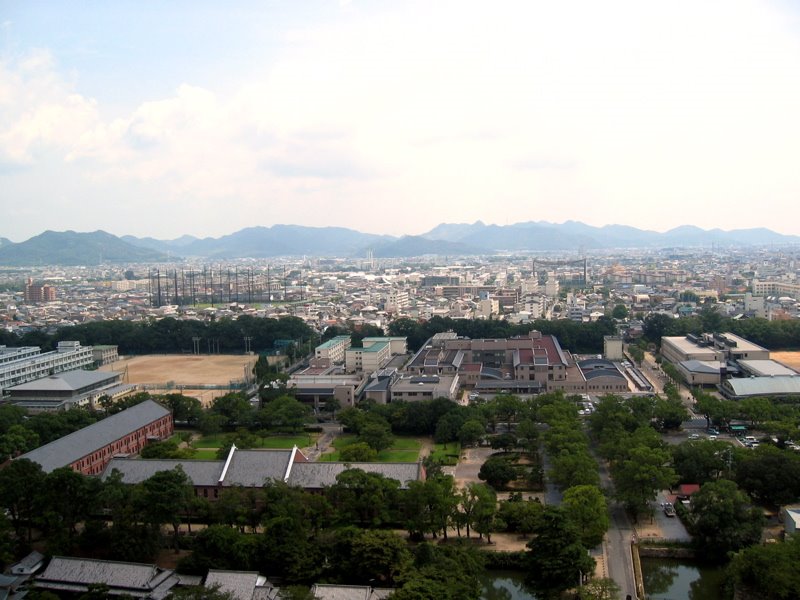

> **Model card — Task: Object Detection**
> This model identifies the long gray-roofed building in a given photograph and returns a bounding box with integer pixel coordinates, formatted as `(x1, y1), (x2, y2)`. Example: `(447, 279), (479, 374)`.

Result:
(287, 460), (423, 490)
(34, 556), (179, 599)
(720, 376), (800, 400)
(204, 570), (267, 600)
(19, 399), (173, 475)
(102, 445), (424, 497)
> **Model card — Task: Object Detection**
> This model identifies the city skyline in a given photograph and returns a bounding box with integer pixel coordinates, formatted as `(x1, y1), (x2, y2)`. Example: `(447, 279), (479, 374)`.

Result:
(2, 0), (800, 241)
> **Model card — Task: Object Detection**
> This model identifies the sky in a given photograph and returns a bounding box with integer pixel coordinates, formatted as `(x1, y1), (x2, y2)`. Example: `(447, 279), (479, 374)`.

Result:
(2, 0), (800, 242)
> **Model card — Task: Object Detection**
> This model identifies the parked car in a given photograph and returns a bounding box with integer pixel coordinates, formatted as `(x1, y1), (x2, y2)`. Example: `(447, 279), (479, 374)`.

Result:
(664, 502), (676, 517)
(688, 433), (700, 440)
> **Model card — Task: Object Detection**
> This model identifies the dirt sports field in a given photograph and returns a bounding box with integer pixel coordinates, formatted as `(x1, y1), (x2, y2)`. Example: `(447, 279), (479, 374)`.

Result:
(770, 351), (800, 371)
(100, 354), (257, 406)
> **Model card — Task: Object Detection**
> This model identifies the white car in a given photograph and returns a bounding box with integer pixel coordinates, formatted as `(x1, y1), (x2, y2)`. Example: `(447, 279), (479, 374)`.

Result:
(688, 433), (700, 440)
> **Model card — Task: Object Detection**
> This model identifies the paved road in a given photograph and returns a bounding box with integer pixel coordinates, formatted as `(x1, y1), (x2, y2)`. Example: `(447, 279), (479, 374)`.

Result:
(597, 455), (638, 599)
(454, 446), (495, 485)
(538, 445), (563, 506)
(653, 491), (691, 541)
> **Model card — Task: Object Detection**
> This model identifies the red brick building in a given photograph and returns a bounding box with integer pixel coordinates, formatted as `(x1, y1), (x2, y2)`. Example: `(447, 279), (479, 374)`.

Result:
(19, 400), (173, 475)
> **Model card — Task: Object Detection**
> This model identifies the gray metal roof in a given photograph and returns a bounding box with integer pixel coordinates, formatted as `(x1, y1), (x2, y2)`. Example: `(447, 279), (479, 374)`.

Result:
(222, 449), (294, 487)
(288, 462), (421, 490)
(583, 368), (625, 381)
(8, 369), (121, 392)
(723, 376), (800, 397)
(680, 360), (723, 374)
(102, 458), (224, 486)
(35, 556), (178, 599)
(19, 399), (171, 473)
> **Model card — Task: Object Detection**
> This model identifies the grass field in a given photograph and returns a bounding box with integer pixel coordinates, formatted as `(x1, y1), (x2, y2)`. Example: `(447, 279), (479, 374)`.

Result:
(192, 433), (317, 450)
(429, 442), (461, 466)
(191, 449), (220, 460)
(320, 435), (422, 463)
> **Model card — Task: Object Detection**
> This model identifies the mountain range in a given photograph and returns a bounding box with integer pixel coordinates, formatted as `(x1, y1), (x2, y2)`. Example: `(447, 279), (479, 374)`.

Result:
(1, 222), (799, 265)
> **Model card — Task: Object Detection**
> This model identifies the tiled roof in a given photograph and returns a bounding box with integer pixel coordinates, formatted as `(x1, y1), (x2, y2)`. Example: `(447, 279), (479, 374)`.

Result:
(36, 556), (178, 599)
(102, 458), (223, 486)
(204, 570), (260, 600)
(221, 449), (294, 487)
(19, 400), (171, 473)
(288, 462), (421, 490)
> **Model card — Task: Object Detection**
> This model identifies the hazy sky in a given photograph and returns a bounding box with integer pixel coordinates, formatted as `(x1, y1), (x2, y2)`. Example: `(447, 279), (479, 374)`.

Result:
(2, 0), (800, 242)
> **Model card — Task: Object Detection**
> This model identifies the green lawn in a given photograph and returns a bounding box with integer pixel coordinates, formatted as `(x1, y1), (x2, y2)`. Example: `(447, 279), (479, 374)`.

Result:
(193, 433), (318, 450)
(429, 442), (461, 466)
(321, 435), (422, 463)
(191, 449), (220, 460)
(258, 434), (317, 449)
(192, 434), (227, 448)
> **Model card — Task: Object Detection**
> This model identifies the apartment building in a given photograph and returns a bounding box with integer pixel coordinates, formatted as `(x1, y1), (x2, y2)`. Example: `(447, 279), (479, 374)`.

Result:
(23, 279), (56, 303)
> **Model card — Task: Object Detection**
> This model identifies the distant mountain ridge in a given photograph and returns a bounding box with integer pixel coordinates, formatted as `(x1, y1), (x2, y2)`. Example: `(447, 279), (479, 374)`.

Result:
(1, 222), (798, 264)
(0, 231), (170, 266)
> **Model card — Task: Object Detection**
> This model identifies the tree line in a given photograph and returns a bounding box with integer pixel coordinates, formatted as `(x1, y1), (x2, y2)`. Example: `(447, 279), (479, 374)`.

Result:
(388, 315), (617, 353)
(643, 310), (800, 349)
(0, 315), (316, 356)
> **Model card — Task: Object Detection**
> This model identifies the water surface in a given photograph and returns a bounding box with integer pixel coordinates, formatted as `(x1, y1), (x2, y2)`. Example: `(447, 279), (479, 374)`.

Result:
(640, 557), (725, 600)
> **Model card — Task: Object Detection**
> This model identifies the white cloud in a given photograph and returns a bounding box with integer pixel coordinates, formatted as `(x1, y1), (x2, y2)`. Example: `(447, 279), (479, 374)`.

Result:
(2, 0), (800, 239)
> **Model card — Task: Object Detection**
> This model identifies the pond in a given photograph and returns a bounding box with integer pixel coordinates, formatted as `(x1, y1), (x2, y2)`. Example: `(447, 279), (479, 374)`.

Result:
(640, 557), (726, 600)
(480, 570), (538, 600)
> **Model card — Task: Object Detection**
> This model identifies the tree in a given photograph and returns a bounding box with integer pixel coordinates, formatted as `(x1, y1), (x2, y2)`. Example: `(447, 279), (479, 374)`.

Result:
(458, 420), (486, 447)
(735, 445), (800, 506)
(497, 496), (543, 537)
(456, 483), (496, 541)
(0, 424), (39, 461)
(490, 432), (518, 452)
(525, 506), (595, 597)
(358, 421), (394, 452)
(562, 485), (610, 549)
(339, 442), (378, 462)
(341, 529), (413, 585)
(729, 533), (800, 600)
(0, 458), (46, 542)
(140, 467), (194, 552)
(140, 438), (193, 459)
(478, 456), (517, 489)
(611, 445), (676, 518)
(576, 577), (622, 600)
(653, 396), (688, 431)
(160, 394), (203, 425)
(209, 392), (253, 430)
(258, 395), (311, 433)
(550, 449), (601, 490)
(686, 479), (764, 560)
(612, 304), (629, 320)
(671, 440), (731, 484)
(327, 468), (400, 528)
(39, 467), (101, 550)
